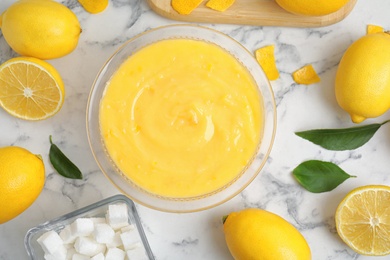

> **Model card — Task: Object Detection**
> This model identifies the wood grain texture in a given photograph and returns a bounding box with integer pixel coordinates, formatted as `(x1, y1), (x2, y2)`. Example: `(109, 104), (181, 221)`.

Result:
(146, 0), (357, 27)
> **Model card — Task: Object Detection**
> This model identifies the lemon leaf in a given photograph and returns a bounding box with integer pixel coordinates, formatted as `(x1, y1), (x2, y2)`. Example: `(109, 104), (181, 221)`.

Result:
(49, 136), (83, 180)
(293, 160), (356, 193)
(295, 120), (390, 151)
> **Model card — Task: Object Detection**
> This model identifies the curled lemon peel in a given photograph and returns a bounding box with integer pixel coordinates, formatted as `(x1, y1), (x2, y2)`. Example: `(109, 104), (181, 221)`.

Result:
(367, 24), (384, 34)
(293, 64), (320, 85)
(206, 0), (236, 12)
(78, 0), (108, 14)
(254, 45), (279, 81)
(172, 0), (204, 15)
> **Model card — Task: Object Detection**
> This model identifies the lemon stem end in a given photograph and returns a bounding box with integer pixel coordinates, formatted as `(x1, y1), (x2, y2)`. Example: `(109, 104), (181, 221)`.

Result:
(222, 215), (229, 224)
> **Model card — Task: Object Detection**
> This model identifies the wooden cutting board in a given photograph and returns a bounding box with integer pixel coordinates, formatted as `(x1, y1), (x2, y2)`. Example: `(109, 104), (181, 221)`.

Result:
(146, 0), (357, 27)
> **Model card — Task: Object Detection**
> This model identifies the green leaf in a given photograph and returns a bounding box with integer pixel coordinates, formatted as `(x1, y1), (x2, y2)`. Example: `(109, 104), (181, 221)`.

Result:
(292, 160), (355, 193)
(49, 136), (83, 180)
(295, 120), (390, 151)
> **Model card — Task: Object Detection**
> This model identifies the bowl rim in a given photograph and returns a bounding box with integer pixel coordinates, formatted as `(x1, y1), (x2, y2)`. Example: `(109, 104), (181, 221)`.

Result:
(86, 24), (277, 213)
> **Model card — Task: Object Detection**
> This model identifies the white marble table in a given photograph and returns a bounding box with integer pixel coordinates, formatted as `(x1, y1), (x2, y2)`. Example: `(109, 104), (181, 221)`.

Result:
(1, 0), (390, 259)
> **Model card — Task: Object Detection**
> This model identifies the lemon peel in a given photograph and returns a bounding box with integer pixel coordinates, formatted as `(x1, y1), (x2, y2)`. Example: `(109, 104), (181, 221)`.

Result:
(292, 64), (320, 85)
(367, 24), (384, 34)
(254, 45), (279, 81)
(335, 185), (390, 256)
(206, 0), (236, 12)
(172, 0), (204, 15)
(78, 0), (108, 14)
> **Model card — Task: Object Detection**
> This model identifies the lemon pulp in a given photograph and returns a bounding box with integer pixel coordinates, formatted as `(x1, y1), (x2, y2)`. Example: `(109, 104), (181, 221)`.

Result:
(99, 39), (263, 198)
(335, 185), (390, 256)
(0, 57), (64, 120)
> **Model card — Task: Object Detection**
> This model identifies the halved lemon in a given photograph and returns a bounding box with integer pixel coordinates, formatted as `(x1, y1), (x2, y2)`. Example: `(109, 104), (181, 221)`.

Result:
(0, 57), (65, 120)
(335, 185), (390, 256)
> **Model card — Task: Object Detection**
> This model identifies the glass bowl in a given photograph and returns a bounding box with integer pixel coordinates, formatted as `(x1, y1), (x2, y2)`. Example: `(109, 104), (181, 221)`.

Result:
(24, 194), (154, 260)
(86, 24), (276, 213)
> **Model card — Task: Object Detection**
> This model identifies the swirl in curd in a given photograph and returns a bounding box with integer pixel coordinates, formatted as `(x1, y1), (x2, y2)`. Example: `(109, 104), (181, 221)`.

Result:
(100, 39), (263, 198)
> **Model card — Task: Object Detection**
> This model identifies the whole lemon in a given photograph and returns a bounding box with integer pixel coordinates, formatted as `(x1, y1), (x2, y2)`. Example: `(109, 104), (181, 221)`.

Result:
(335, 33), (390, 123)
(0, 146), (45, 224)
(0, 0), (81, 60)
(275, 0), (349, 16)
(223, 208), (311, 260)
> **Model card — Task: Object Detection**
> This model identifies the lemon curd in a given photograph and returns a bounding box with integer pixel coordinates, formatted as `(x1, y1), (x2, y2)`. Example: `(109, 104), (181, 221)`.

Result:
(99, 39), (263, 198)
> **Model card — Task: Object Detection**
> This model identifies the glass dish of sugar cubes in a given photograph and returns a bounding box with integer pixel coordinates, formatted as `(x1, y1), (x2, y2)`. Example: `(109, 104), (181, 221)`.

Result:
(24, 194), (155, 260)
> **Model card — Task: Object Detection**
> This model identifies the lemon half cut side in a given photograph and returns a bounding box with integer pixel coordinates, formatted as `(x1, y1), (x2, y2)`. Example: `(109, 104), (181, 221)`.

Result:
(335, 185), (390, 256)
(0, 57), (65, 120)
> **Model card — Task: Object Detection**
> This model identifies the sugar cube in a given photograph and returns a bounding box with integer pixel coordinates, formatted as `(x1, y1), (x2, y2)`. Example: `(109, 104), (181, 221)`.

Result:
(74, 237), (106, 256)
(71, 218), (94, 237)
(72, 254), (91, 260)
(126, 246), (149, 260)
(106, 203), (129, 230)
(60, 225), (77, 244)
(105, 247), (125, 260)
(120, 230), (140, 250)
(126, 241), (142, 250)
(64, 243), (73, 249)
(91, 252), (105, 260)
(37, 230), (64, 254)
(66, 247), (77, 259)
(43, 245), (67, 260)
(120, 224), (135, 233)
(90, 217), (106, 226)
(106, 231), (123, 248)
(94, 223), (115, 244)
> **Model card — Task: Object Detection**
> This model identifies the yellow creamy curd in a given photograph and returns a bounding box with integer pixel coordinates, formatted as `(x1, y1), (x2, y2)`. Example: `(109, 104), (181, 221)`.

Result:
(100, 39), (263, 198)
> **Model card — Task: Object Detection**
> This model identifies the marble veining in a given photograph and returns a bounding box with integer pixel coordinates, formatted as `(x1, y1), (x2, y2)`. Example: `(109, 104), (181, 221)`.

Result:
(1, 0), (390, 259)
